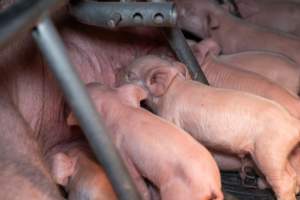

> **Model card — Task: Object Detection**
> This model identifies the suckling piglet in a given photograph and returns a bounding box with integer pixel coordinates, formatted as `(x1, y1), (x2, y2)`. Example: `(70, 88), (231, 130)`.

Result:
(68, 83), (223, 200)
(122, 55), (300, 200)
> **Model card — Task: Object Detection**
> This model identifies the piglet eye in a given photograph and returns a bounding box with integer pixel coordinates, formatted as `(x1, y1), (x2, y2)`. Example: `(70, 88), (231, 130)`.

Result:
(125, 71), (137, 82)
(128, 72), (135, 79)
(123, 73), (130, 82)
(150, 77), (155, 84)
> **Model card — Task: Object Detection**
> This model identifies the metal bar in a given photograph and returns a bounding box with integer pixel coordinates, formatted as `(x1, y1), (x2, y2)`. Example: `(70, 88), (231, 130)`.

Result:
(163, 28), (209, 84)
(32, 16), (141, 200)
(70, 1), (177, 28)
(0, 0), (68, 49)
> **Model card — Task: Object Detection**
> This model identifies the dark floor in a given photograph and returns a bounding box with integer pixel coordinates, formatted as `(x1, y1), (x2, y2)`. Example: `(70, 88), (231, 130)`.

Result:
(222, 171), (300, 200)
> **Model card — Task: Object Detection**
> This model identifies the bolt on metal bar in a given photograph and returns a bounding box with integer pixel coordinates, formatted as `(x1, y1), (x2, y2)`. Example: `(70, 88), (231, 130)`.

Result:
(32, 16), (141, 200)
(0, 0), (68, 49)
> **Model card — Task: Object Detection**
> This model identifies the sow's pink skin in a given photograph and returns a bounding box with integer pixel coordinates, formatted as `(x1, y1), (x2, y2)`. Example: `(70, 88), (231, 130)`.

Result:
(122, 55), (300, 200)
(0, 4), (170, 198)
(68, 83), (223, 200)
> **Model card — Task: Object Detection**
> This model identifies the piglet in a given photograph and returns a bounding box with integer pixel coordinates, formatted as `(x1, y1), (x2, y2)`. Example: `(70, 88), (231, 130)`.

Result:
(228, 0), (300, 37)
(47, 140), (117, 200)
(187, 39), (300, 96)
(68, 83), (223, 200)
(122, 55), (300, 200)
(174, 0), (300, 66)
(190, 39), (300, 119)
(218, 51), (300, 96)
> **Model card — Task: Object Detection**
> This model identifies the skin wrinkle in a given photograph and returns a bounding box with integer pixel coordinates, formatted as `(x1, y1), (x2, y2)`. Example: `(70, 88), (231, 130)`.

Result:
(65, 41), (99, 83)
(36, 55), (45, 139)
(1, 160), (59, 199)
(0, 97), (62, 199)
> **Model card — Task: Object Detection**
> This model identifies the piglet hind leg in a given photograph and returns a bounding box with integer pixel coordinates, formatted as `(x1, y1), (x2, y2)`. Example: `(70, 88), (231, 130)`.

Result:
(252, 134), (299, 200)
(160, 176), (221, 200)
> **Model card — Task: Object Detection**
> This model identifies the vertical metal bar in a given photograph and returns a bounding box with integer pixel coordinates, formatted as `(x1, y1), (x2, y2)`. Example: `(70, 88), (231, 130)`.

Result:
(32, 16), (141, 200)
(150, 0), (207, 83)
(159, 2), (238, 200)
(162, 27), (209, 84)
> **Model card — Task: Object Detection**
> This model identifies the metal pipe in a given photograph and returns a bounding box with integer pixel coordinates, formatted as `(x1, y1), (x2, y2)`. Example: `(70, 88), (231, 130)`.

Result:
(0, 0), (68, 49)
(162, 28), (209, 84)
(70, 1), (177, 28)
(32, 16), (141, 200)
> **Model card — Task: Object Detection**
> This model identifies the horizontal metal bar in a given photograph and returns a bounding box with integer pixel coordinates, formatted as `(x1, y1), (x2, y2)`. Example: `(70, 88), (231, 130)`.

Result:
(32, 16), (141, 200)
(0, 0), (68, 49)
(70, 1), (177, 28)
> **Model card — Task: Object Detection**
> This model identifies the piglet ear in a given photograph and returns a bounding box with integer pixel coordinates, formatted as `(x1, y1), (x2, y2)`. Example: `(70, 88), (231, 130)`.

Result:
(145, 67), (177, 97)
(192, 38), (221, 65)
(51, 153), (76, 187)
(173, 62), (191, 80)
(207, 13), (220, 29)
(67, 113), (79, 127)
(118, 84), (148, 103)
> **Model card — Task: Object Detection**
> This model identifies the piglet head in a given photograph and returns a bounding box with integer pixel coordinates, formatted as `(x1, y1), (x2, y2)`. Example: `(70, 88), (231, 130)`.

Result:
(121, 55), (189, 98)
(83, 82), (147, 108)
(234, 0), (260, 18)
(67, 82), (148, 126)
(174, 0), (222, 38)
(191, 38), (221, 66)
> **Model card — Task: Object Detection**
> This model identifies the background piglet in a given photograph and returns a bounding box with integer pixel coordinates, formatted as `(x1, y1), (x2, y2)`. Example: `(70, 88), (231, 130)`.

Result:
(122, 55), (300, 200)
(174, 0), (300, 66)
(227, 0), (300, 37)
(187, 38), (300, 96)
(190, 39), (300, 119)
